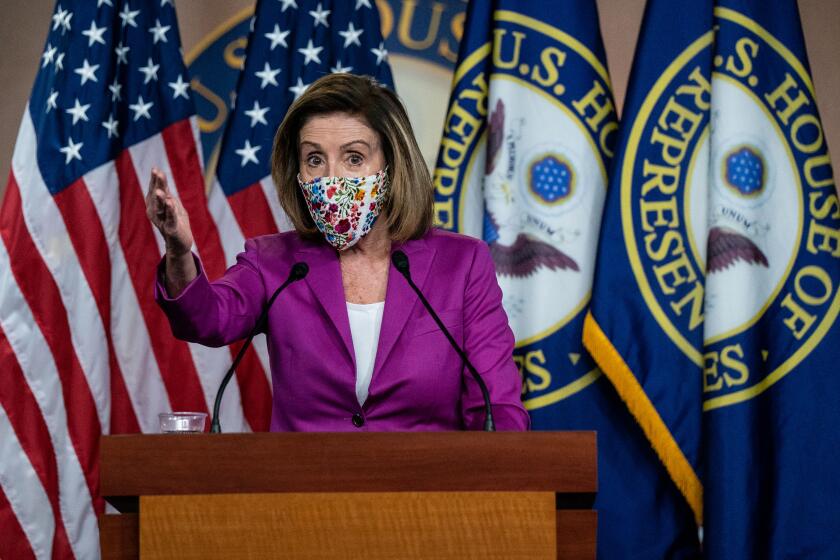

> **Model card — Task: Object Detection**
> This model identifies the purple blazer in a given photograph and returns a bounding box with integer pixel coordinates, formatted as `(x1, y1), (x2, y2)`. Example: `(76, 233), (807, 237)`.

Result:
(156, 228), (529, 432)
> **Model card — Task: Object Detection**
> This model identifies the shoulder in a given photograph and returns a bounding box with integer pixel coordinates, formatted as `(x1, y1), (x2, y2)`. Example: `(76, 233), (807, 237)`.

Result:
(422, 228), (494, 273)
(412, 228), (495, 281)
(245, 230), (313, 257)
(420, 228), (488, 259)
(245, 230), (312, 262)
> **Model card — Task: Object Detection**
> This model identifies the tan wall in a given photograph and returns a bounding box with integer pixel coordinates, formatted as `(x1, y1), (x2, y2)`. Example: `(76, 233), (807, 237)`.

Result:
(1, 1), (838, 196)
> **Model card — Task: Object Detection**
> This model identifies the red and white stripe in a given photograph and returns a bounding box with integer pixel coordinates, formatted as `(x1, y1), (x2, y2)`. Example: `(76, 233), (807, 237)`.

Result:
(208, 176), (292, 258)
(0, 108), (273, 557)
(207, 175), (295, 407)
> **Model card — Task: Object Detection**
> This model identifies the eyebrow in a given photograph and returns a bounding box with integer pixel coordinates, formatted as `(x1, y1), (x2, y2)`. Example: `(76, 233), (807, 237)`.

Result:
(340, 140), (372, 151)
(299, 139), (372, 151)
(299, 141), (322, 152)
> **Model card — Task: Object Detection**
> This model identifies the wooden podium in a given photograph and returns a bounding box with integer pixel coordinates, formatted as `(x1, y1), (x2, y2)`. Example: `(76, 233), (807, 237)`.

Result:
(99, 432), (596, 559)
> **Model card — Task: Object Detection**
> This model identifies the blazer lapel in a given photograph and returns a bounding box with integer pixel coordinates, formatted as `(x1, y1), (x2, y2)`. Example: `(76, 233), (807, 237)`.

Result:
(295, 242), (355, 364)
(372, 237), (435, 379)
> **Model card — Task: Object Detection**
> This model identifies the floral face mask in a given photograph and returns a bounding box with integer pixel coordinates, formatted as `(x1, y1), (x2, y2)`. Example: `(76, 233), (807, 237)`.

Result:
(297, 169), (389, 251)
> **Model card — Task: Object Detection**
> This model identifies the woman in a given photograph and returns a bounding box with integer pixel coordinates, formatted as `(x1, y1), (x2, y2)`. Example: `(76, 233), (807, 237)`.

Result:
(148, 73), (529, 431)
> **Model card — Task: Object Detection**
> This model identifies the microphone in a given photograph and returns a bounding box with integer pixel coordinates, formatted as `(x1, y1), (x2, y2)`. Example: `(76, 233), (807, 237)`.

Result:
(391, 250), (496, 431)
(210, 262), (309, 433)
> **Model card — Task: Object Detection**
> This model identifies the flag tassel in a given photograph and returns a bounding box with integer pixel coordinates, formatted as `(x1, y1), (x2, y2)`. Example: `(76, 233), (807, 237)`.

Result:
(583, 311), (704, 525)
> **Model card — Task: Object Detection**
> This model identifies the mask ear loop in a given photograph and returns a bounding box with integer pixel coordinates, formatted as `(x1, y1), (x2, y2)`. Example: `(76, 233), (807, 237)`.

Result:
(375, 167), (392, 222)
(296, 174), (323, 235)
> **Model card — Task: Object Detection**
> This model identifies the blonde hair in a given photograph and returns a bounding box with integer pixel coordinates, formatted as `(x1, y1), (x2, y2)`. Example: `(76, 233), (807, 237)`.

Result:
(271, 73), (433, 242)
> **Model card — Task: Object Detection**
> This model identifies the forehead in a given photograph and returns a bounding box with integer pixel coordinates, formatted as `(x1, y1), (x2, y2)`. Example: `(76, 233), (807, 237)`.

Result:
(298, 112), (378, 147)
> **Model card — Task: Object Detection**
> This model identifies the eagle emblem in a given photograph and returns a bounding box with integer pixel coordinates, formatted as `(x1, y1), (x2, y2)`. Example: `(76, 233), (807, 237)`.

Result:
(706, 226), (769, 273)
(481, 97), (579, 278)
(707, 145), (770, 274)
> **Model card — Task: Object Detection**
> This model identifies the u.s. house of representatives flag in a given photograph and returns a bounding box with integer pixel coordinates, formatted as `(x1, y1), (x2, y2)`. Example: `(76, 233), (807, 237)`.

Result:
(434, 0), (699, 556)
(584, 0), (840, 556)
(0, 1), (246, 557)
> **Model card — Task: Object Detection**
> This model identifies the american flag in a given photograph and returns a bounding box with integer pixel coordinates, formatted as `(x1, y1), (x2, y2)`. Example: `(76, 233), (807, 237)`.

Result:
(204, 0), (394, 431)
(0, 1), (247, 557)
(209, 0), (394, 256)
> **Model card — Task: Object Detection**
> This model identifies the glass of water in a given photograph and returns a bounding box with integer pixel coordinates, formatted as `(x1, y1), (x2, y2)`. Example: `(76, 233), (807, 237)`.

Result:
(158, 412), (207, 433)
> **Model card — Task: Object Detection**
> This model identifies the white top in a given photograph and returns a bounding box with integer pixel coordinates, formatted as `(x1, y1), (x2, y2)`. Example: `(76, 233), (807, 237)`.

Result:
(346, 301), (385, 406)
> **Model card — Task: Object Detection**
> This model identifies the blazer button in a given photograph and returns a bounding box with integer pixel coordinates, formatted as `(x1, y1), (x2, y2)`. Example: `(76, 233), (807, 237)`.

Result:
(351, 413), (364, 428)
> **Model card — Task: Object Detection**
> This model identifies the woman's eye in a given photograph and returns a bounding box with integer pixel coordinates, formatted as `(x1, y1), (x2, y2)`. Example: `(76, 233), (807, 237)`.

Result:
(348, 154), (363, 165)
(306, 155), (323, 166)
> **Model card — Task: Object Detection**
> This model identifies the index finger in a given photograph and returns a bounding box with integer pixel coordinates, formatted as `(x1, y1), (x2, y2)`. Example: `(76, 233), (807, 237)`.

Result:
(147, 167), (169, 198)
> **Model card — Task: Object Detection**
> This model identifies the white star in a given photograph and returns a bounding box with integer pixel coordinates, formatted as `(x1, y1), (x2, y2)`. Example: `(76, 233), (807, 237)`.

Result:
(108, 78), (122, 102)
(309, 3), (330, 27)
(115, 43), (129, 64)
(331, 61), (353, 74)
(355, 0), (372, 8)
(55, 52), (65, 71)
(45, 90), (59, 113)
(244, 100), (269, 127)
(74, 59), (99, 85)
(101, 114), (119, 138)
(338, 22), (364, 48)
(52, 5), (68, 31)
(371, 42), (388, 65)
(289, 77), (309, 99)
(66, 98), (91, 125)
(148, 18), (171, 44)
(235, 140), (261, 166)
(254, 62), (281, 88)
(41, 43), (57, 68)
(298, 39), (323, 65)
(249, 17), (255, 32)
(119, 4), (140, 28)
(160, 0), (173, 6)
(82, 20), (107, 47)
(279, 0), (297, 12)
(59, 9), (73, 33)
(264, 24), (290, 50)
(168, 75), (190, 99)
(139, 57), (160, 84)
(129, 96), (153, 120)
(97, 0), (113, 6)
(59, 137), (83, 164)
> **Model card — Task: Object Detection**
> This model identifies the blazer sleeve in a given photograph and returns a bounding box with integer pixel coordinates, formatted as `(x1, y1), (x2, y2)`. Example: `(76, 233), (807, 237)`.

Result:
(460, 240), (531, 431)
(154, 238), (267, 347)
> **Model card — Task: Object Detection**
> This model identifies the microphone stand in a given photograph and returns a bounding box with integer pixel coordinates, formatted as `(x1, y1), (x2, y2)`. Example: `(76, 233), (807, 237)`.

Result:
(210, 262), (308, 433)
(392, 251), (496, 431)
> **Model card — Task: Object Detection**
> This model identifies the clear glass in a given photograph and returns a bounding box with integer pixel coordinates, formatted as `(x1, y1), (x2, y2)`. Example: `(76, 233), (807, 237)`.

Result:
(158, 412), (207, 433)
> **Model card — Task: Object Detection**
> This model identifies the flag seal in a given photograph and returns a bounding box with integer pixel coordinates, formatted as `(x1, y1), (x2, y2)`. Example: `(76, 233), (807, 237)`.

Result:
(434, 9), (618, 410)
(618, 8), (840, 415)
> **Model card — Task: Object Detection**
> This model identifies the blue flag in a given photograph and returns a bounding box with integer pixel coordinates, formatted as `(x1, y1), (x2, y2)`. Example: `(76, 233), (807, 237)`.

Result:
(584, 0), (840, 556)
(434, 1), (698, 556)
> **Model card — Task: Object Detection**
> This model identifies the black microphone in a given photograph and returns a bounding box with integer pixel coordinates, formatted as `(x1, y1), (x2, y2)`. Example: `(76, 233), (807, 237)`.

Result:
(391, 250), (495, 431)
(210, 262), (309, 433)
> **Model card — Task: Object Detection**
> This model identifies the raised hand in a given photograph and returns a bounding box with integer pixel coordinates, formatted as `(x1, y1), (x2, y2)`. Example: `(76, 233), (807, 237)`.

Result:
(145, 168), (194, 257)
(145, 168), (197, 294)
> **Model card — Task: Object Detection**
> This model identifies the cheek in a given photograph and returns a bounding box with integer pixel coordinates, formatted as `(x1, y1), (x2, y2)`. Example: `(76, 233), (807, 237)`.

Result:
(299, 163), (321, 181)
(340, 160), (382, 178)
(372, 151), (386, 173)
(357, 162), (382, 177)
(359, 152), (386, 177)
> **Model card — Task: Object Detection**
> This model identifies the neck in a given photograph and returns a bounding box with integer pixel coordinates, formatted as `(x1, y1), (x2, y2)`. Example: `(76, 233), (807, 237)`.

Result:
(341, 221), (391, 259)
